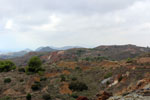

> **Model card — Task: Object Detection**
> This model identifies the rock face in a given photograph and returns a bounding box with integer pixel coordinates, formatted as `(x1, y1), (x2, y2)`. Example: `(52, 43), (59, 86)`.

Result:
(76, 96), (89, 100)
(108, 88), (150, 100)
(96, 91), (112, 100)
(108, 93), (150, 100)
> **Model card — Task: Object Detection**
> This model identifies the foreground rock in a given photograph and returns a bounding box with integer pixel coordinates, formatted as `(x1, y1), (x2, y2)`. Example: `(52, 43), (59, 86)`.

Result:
(108, 89), (150, 100)
(96, 91), (112, 100)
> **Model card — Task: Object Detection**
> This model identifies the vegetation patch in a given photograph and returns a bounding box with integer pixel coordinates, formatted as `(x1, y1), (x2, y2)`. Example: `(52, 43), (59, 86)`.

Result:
(82, 56), (108, 62)
(26, 56), (44, 74)
(26, 93), (31, 100)
(126, 58), (133, 63)
(69, 81), (88, 91)
(0, 60), (16, 72)
(0, 96), (11, 100)
(42, 94), (51, 100)
(4, 78), (11, 83)
(31, 81), (41, 91)
(18, 67), (25, 72)
(104, 72), (112, 79)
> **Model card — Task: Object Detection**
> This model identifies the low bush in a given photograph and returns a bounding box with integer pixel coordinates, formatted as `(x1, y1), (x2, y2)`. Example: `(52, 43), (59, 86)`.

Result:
(69, 81), (88, 91)
(0, 96), (11, 100)
(20, 79), (24, 82)
(126, 58), (133, 63)
(60, 75), (66, 82)
(18, 68), (25, 72)
(31, 81), (41, 91)
(38, 71), (44, 76)
(71, 77), (77, 81)
(42, 94), (51, 100)
(71, 93), (78, 98)
(26, 93), (31, 100)
(104, 72), (112, 79)
(4, 78), (11, 83)
(40, 77), (47, 81)
(0, 60), (16, 72)
(75, 67), (81, 71)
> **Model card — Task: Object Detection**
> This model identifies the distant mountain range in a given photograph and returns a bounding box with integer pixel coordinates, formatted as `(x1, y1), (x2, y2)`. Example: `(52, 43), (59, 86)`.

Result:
(0, 49), (32, 59)
(11, 44), (150, 67)
(36, 46), (83, 51)
(1, 44), (150, 60)
(0, 46), (83, 59)
(35, 47), (56, 52)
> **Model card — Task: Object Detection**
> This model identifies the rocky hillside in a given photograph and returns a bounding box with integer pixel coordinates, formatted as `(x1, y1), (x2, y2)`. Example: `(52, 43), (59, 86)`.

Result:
(10, 44), (150, 66)
(0, 45), (150, 100)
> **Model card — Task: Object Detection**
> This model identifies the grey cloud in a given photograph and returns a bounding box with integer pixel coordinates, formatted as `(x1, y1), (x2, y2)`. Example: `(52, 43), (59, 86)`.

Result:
(0, 0), (142, 15)
(0, 0), (149, 51)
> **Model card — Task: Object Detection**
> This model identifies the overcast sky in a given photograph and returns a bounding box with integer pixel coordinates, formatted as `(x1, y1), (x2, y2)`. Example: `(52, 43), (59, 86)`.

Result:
(0, 0), (150, 52)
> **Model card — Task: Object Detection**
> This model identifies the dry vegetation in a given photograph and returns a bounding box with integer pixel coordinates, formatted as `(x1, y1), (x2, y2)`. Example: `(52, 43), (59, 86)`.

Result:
(1, 45), (150, 100)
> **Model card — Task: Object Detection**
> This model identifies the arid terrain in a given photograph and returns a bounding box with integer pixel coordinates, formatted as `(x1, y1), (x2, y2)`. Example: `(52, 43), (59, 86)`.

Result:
(1, 45), (150, 100)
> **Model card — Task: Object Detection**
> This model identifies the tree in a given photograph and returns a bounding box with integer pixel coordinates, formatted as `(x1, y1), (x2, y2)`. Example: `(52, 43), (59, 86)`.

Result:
(0, 60), (16, 72)
(27, 56), (42, 73)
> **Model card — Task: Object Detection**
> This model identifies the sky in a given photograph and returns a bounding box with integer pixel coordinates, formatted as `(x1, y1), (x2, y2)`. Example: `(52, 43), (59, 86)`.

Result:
(0, 0), (150, 52)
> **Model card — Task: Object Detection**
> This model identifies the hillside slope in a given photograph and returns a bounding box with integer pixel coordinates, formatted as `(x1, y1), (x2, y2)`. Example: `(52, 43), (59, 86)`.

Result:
(11, 45), (150, 66)
(0, 45), (150, 100)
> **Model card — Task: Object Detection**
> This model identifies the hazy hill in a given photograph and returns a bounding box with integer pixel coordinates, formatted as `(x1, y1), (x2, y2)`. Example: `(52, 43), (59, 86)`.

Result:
(0, 49), (32, 59)
(35, 46), (56, 52)
(0, 46), (82, 59)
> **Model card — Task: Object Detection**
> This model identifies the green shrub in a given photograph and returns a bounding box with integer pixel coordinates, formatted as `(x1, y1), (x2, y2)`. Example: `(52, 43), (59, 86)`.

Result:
(42, 94), (51, 100)
(38, 71), (44, 76)
(76, 49), (86, 56)
(106, 81), (110, 85)
(26, 56), (43, 74)
(69, 81), (88, 91)
(75, 67), (81, 71)
(20, 79), (24, 82)
(0, 96), (11, 100)
(40, 77), (47, 81)
(18, 68), (25, 72)
(4, 78), (11, 83)
(104, 72), (112, 79)
(71, 93), (78, 98)
(60, 75), (66, 82)
(31, 81), (41, 91)
(71, 77), (77, 81)
(0, 60), (16, 72)
(26, 93), (31, 100)
(126, 58), (133, 63)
